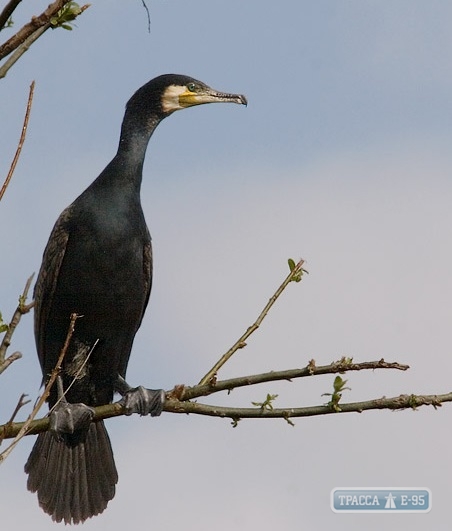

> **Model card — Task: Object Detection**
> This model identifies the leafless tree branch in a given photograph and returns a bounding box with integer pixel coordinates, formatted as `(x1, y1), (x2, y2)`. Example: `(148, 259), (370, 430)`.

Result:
(0, 258), (447, 460)
(0, 313), (79, 461)
(0, 81), (34, 200)
(0, 274), (34, 374)
(199, 258), (307, 385)
(1, 364), (449, 439)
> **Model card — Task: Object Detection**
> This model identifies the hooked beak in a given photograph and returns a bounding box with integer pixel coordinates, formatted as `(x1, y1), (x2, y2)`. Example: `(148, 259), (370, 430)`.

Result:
(179, 87), (248, 108)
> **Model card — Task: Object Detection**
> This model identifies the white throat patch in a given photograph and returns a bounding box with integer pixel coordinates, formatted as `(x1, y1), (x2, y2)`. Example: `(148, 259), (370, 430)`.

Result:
(161, 85), (187, 113)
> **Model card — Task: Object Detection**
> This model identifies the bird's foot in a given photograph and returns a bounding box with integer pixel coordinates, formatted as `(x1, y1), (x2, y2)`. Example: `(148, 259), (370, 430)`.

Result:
(49, 401), (95, 436)
(119, 386), (165, 417)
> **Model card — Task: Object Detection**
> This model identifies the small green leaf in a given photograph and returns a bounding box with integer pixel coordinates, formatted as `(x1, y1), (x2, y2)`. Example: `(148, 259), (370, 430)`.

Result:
(322, 375), (351, 412)
(252, 393), (278, 411)
(50, 2), (84, 30)
(287, 257), (305, 282)
(333, 375), (351, 393)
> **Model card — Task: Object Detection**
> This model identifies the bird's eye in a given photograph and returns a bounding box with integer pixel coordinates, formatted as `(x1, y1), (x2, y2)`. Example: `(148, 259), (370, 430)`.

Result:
(187, 82), (196, 92)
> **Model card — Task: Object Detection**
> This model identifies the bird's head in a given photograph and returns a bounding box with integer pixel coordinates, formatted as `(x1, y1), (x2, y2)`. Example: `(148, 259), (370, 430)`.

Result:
(127, 74), (247, 118)
(159, 74), (247, 113)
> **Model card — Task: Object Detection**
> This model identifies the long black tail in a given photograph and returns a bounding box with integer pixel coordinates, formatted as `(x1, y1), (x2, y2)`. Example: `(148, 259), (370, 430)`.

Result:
(25, 420), (118, 524)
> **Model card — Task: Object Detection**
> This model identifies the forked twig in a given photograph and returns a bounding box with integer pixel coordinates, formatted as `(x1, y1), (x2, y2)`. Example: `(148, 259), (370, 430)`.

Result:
(0, 274), (34, 374)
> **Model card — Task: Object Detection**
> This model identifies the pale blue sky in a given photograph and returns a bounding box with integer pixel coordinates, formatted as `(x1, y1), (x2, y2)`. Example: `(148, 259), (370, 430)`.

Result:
(1, 2), (452, 529)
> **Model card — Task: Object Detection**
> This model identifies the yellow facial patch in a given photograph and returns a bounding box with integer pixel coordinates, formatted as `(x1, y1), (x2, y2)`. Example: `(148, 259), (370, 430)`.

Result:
(161, 85), (199, 112)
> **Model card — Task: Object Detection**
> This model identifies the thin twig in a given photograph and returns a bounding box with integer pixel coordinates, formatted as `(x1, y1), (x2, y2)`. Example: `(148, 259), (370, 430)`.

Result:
(49, 337), (98, 414)
(0, 27), (46, 79)
(0, 1), (90, 62)
(1, 389), (451, 439)
(0, 351), (22, 375)
(182, 358), (409, 401)
(0, 0), (22, 31)
(0, 81), (35, 200)
(6, 393), (30, 425)
(141, 0), (151, 33)
(199, 259), (306, 385)
(0, 274), (34, 372)
(0, 0), (67, 60)
(164, 391), (452, 421)
(0, 313), (78, 461)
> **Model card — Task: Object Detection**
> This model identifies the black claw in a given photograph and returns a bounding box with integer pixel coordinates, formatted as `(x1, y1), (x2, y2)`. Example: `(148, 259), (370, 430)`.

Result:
(119, 386), (165, 417)
(50, 401), (95, 436)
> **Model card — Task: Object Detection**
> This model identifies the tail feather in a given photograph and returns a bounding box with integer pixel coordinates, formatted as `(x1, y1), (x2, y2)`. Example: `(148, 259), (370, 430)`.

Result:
(25, 421), (118, 524)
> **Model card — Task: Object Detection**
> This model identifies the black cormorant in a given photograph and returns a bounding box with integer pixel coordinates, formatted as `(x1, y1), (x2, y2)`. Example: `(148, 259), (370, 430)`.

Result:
(24, 74), (247, 524)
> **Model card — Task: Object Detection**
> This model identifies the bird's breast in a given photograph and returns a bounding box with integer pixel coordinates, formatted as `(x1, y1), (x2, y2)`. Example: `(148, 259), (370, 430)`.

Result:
(52, 206), (151, 332)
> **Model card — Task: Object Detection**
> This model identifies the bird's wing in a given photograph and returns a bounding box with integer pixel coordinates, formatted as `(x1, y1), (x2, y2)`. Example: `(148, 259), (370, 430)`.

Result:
(33, 208), (71, 370)
(141, 238), (153, 322)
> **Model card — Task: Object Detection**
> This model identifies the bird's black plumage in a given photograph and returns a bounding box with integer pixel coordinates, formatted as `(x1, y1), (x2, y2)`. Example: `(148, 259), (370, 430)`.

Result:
(25, 74), (246, 524)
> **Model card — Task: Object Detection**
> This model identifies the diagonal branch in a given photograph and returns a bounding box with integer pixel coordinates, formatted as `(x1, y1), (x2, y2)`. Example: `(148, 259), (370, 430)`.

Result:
(199, 258), (307, 385)
(0, 29), (45, 79)
(0, 81), (35, 200)
(0, 313), (79, 461)
(0, 0), (67, 60)
(0, 1), (90, 77)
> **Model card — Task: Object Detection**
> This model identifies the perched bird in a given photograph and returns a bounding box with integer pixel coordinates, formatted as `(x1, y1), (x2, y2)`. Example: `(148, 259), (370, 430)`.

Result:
(25, 74), (247, 524)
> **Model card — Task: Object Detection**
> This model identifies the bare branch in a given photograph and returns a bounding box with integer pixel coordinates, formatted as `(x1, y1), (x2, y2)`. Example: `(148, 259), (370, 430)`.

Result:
(6, 393), (30, 425)
(0, 313), (78, 461)
(0, 28), (45, 79)
(2, 388), (451, 440)
(0, 81), (35, 200)
(49, 338), (99, 414)
(0, 0), (67, 60)
(164, 392), (452, 421)
(140, 0), (151, 33)
(0, 259), (440, 462)
(0, 351), (22, 375)
(0, 274), (34, 373)
(199, 258), (307, 385)
(1, 357), (433, 440)
(182, 358), (409, 401)
(0, 1), (90, 75)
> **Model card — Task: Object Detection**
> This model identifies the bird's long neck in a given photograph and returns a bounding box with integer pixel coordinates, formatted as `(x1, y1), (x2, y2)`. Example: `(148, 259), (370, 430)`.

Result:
(92, 112), (163, 197)
(114, 113), (162, 185)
